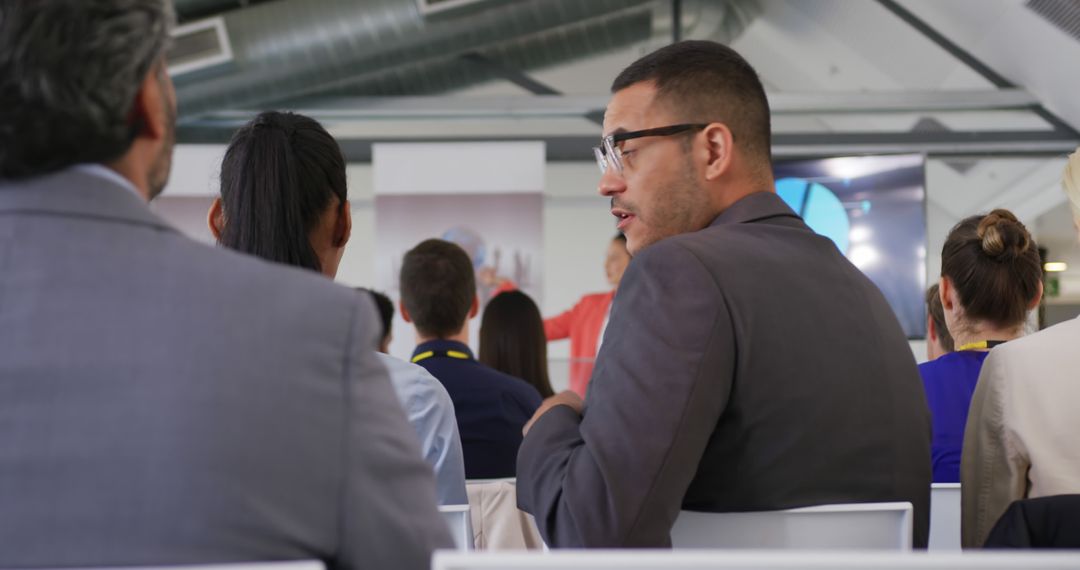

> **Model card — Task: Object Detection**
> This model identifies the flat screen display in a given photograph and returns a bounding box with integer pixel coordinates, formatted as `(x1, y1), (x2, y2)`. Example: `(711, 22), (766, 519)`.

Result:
(773, 154), (927, 338)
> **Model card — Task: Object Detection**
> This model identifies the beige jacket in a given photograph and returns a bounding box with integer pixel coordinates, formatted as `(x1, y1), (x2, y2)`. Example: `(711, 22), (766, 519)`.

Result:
(961, 316), (1080, 547)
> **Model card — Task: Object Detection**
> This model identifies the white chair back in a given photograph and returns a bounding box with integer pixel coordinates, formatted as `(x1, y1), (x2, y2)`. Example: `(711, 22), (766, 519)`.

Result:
(929, 483), (961, 551)
(31, 562), (324, 570)
(433, 550), (1080, 570)
(440, 504), (475, 551)
(669, 501), (913, 550)
(465, 478), (544, 550)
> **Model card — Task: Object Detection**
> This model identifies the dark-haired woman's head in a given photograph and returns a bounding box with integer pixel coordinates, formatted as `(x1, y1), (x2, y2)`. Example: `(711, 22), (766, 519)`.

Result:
(209, 111), (351, 277)
(940, 209), (1042, 339)
(479, 291), (554, 399)
(605, 233), (631, 288)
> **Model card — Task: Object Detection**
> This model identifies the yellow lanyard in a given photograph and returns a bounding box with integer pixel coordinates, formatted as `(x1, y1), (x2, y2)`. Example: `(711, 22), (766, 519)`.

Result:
(411, 349), (471, 364)
(955, 340), (1006, 352)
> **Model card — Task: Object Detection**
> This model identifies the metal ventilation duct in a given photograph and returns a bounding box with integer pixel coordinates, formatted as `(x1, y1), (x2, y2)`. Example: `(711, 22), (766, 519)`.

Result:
(301, 7), (654, 99)
(174, 0), (655, 121)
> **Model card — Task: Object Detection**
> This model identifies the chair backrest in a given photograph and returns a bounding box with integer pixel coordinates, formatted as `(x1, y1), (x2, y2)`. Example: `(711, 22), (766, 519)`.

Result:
(440, 504), (475, 551)
(465, 478), (544, 551)
(432, 550), (1080, 570)
(32, 562), (324, 570)
(669, 502), (913, 550)
(929, 483), (962, 551)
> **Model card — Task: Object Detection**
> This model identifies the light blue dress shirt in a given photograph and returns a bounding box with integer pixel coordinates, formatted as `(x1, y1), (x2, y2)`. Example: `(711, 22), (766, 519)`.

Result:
(377, 353), (468, 505)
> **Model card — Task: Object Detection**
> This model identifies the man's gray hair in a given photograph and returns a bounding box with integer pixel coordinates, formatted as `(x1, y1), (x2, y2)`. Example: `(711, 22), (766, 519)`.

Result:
(0, 0), (175, 179)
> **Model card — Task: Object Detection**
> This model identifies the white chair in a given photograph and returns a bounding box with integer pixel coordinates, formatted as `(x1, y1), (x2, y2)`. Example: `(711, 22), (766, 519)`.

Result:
(433, 550), (1080, 570)
(441, 503), (475, 551)
(669, 502), (913, 550)
(465, 478), (545, 550)
(929, 483), (961, 551)
(34, 563), (324, 570)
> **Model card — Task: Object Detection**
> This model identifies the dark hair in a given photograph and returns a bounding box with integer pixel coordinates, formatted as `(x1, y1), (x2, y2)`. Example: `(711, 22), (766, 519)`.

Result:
(357, 288), (394, 348)
(925, 283), (954, 353)
(218, 111), (347, 273)
(400, 239), (475, 338)
(940, 209), (1042, 328)
(479, 291), (555, 399)
(611, 40), (771, 170)
(613, 232), (627, 243)
(0, 0), (173, 178)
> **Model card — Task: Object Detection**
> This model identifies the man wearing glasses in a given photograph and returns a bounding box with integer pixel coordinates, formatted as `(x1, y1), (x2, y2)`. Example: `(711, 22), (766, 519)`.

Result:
(517, 41), (931, 548)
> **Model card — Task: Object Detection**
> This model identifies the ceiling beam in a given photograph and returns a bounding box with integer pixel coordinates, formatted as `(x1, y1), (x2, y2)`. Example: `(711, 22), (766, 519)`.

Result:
(184, 88), (1046, 127)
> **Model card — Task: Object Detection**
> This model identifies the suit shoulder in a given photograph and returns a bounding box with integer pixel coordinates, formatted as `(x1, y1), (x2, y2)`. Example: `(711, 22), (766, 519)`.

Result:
(993, 317), (1080, 360)
(167, 235), (360, 307)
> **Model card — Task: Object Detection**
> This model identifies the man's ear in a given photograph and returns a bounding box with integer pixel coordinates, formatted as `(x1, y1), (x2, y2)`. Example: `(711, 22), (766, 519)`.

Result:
(334, 199), (352, 248)
(468, 295), (480, 319)
(207, 197), (225, 241)
(702, 122), (735, 182)
(926, 315), (938, 343)
(399, 300), (412, 323)
(131, 63), (169, 142)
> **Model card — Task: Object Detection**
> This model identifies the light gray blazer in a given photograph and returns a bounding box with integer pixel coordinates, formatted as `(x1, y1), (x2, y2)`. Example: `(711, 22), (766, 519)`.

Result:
(0, 168), (452, 568)
(962, 316), (1080, 547)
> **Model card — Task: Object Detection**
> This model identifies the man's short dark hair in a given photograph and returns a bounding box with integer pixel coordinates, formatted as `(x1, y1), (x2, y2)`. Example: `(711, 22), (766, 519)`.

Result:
(611, 40), (771, 170)
(925, 283), (954, 353)
(400, 239), (476, 339)
(0, 0), (173, 179)
(357, 288), (394, 347)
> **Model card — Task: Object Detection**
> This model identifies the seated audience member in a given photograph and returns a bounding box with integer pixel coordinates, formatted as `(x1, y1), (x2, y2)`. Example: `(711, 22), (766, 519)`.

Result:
(544, 233), (630, 396)
(208, 111), (466, 505)
(962, 149), (1080, 547)
(400, 239), (543, 479)
(361, 288), (395, 353)
(516, 40), (932, 548)
(925, 283), (955, 361)
(0, 2), (450, 566)
(919, 209), (1042, 484)
(480, 290), (556, 399)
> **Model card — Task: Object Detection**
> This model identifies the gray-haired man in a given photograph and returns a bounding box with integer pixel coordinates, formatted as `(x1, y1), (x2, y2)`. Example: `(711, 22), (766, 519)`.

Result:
(0, 1), (451, 567)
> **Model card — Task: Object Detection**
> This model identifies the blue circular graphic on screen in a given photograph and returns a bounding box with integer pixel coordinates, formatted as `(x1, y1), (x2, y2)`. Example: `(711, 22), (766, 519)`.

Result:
(775, 177), (850, 254)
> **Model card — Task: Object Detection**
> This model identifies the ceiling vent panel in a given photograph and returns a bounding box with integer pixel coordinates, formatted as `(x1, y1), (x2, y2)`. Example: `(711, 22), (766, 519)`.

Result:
(167, 17), (233, 77)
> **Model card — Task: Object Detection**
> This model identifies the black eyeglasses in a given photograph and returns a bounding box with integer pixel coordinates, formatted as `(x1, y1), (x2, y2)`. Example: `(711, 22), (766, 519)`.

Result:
(593, 123), (708, 174)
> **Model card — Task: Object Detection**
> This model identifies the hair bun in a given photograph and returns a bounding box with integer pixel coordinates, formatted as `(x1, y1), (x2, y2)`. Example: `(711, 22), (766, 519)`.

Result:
(977, 209), (1030, 260)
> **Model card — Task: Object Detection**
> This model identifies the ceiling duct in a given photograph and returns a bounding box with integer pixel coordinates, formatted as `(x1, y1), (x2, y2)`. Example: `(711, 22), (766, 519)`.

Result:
(174, 0), (656, 122)
(294, 7), (653, 99)
(172, 0), (276, 23)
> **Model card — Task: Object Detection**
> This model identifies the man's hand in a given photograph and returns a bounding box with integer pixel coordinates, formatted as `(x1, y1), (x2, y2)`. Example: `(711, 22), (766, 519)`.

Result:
(523, 390), (584, 436)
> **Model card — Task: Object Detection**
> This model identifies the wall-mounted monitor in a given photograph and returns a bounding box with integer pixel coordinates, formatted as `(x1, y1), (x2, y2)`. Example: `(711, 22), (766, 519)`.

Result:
(774, 154), (926, 338)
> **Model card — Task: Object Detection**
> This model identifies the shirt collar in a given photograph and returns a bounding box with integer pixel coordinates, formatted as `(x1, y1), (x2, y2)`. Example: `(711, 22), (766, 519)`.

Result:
(71, 164), (141, 199)
(413, 339), (475, 360)
(709, 190), (801, 227)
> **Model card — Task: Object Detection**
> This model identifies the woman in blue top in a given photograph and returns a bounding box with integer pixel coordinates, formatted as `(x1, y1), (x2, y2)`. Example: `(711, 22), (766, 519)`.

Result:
(920, 209), (1042, 482)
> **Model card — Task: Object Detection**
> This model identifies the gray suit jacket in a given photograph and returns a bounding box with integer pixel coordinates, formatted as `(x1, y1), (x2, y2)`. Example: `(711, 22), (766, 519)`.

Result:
(517, 191), (932, 548)
(0, 169), (452, 568)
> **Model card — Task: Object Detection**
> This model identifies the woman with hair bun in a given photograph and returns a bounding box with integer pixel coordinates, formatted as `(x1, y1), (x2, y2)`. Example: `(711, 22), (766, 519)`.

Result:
(920, 208), (1043, 484)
